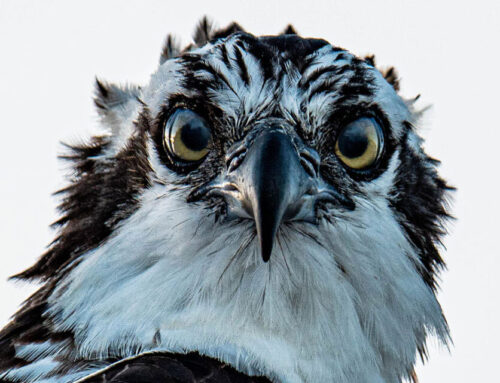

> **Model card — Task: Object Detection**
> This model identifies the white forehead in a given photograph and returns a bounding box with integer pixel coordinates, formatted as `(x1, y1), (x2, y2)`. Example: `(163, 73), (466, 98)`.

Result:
(143, 38), (411, 141)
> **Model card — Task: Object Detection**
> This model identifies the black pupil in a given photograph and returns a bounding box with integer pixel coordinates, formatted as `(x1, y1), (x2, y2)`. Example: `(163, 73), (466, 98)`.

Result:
(180, 118), (210, 151)
(338, 123), (370, 159)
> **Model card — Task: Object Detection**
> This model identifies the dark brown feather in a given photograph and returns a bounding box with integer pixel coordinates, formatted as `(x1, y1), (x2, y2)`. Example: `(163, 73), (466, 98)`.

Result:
(77, 352), (272, 383)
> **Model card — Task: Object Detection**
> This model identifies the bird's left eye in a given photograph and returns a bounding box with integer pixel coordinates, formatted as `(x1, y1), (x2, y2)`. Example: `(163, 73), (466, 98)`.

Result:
(164, 109), (212, 162)
(334, 117), (384, 170)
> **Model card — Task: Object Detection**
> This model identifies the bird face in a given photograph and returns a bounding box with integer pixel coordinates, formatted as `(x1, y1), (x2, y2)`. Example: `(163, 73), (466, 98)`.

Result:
(4, 24), (451, 383)
(147, 34), (402, 263)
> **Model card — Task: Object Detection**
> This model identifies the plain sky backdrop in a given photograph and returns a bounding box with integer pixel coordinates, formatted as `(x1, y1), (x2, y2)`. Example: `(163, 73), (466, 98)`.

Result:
(0, 0), (498, 381)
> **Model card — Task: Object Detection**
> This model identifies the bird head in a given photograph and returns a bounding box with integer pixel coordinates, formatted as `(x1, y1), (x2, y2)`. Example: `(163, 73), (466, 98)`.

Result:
(11, 20), (451, 383)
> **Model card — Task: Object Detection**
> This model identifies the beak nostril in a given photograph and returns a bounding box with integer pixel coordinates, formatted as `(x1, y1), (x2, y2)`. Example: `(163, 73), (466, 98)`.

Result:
(300, 158), (317, 178)
(225, 146), (247, 172)
(223, 183), (239, 193)
(299, 149), (321, 178)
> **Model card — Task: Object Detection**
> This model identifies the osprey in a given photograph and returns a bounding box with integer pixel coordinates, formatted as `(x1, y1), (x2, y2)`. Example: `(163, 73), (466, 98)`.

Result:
(0, 19), (451, 383)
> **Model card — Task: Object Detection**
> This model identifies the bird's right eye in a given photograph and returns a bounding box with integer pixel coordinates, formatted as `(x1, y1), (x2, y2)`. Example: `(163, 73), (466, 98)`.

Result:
(163, 109), (212, 162)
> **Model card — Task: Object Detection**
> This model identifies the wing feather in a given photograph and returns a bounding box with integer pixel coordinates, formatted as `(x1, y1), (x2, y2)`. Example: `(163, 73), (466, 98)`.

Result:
(76, 352), (271, 383)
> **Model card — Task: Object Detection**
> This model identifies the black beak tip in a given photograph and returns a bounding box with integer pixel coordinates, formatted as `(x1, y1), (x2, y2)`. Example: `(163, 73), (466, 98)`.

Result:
(260, 240), (273, 262)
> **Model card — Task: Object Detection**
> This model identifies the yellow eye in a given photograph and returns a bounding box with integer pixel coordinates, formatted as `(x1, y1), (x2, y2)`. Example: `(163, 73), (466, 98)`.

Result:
(334, 117), (384, 169)
(164, 109), (212, 162)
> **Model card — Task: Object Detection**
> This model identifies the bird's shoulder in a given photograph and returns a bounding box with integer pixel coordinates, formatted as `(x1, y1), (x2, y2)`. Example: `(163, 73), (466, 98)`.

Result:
(76, 352), (272, 383)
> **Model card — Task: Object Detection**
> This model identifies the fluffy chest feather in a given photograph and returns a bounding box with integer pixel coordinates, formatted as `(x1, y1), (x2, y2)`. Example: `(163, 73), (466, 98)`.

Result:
(35, 184), (446, 383)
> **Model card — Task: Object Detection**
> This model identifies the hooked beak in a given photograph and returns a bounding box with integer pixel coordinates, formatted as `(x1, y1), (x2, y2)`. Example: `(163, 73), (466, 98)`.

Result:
(236, 129), (312, 262)
(190, 127), (355, 262)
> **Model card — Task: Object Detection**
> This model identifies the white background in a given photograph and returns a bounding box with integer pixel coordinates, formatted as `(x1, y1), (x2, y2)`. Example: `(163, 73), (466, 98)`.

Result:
(0, 0), (498, 381)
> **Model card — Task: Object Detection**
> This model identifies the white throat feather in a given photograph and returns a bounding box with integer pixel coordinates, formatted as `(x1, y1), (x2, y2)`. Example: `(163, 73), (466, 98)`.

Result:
(45, 178), (448, 383)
